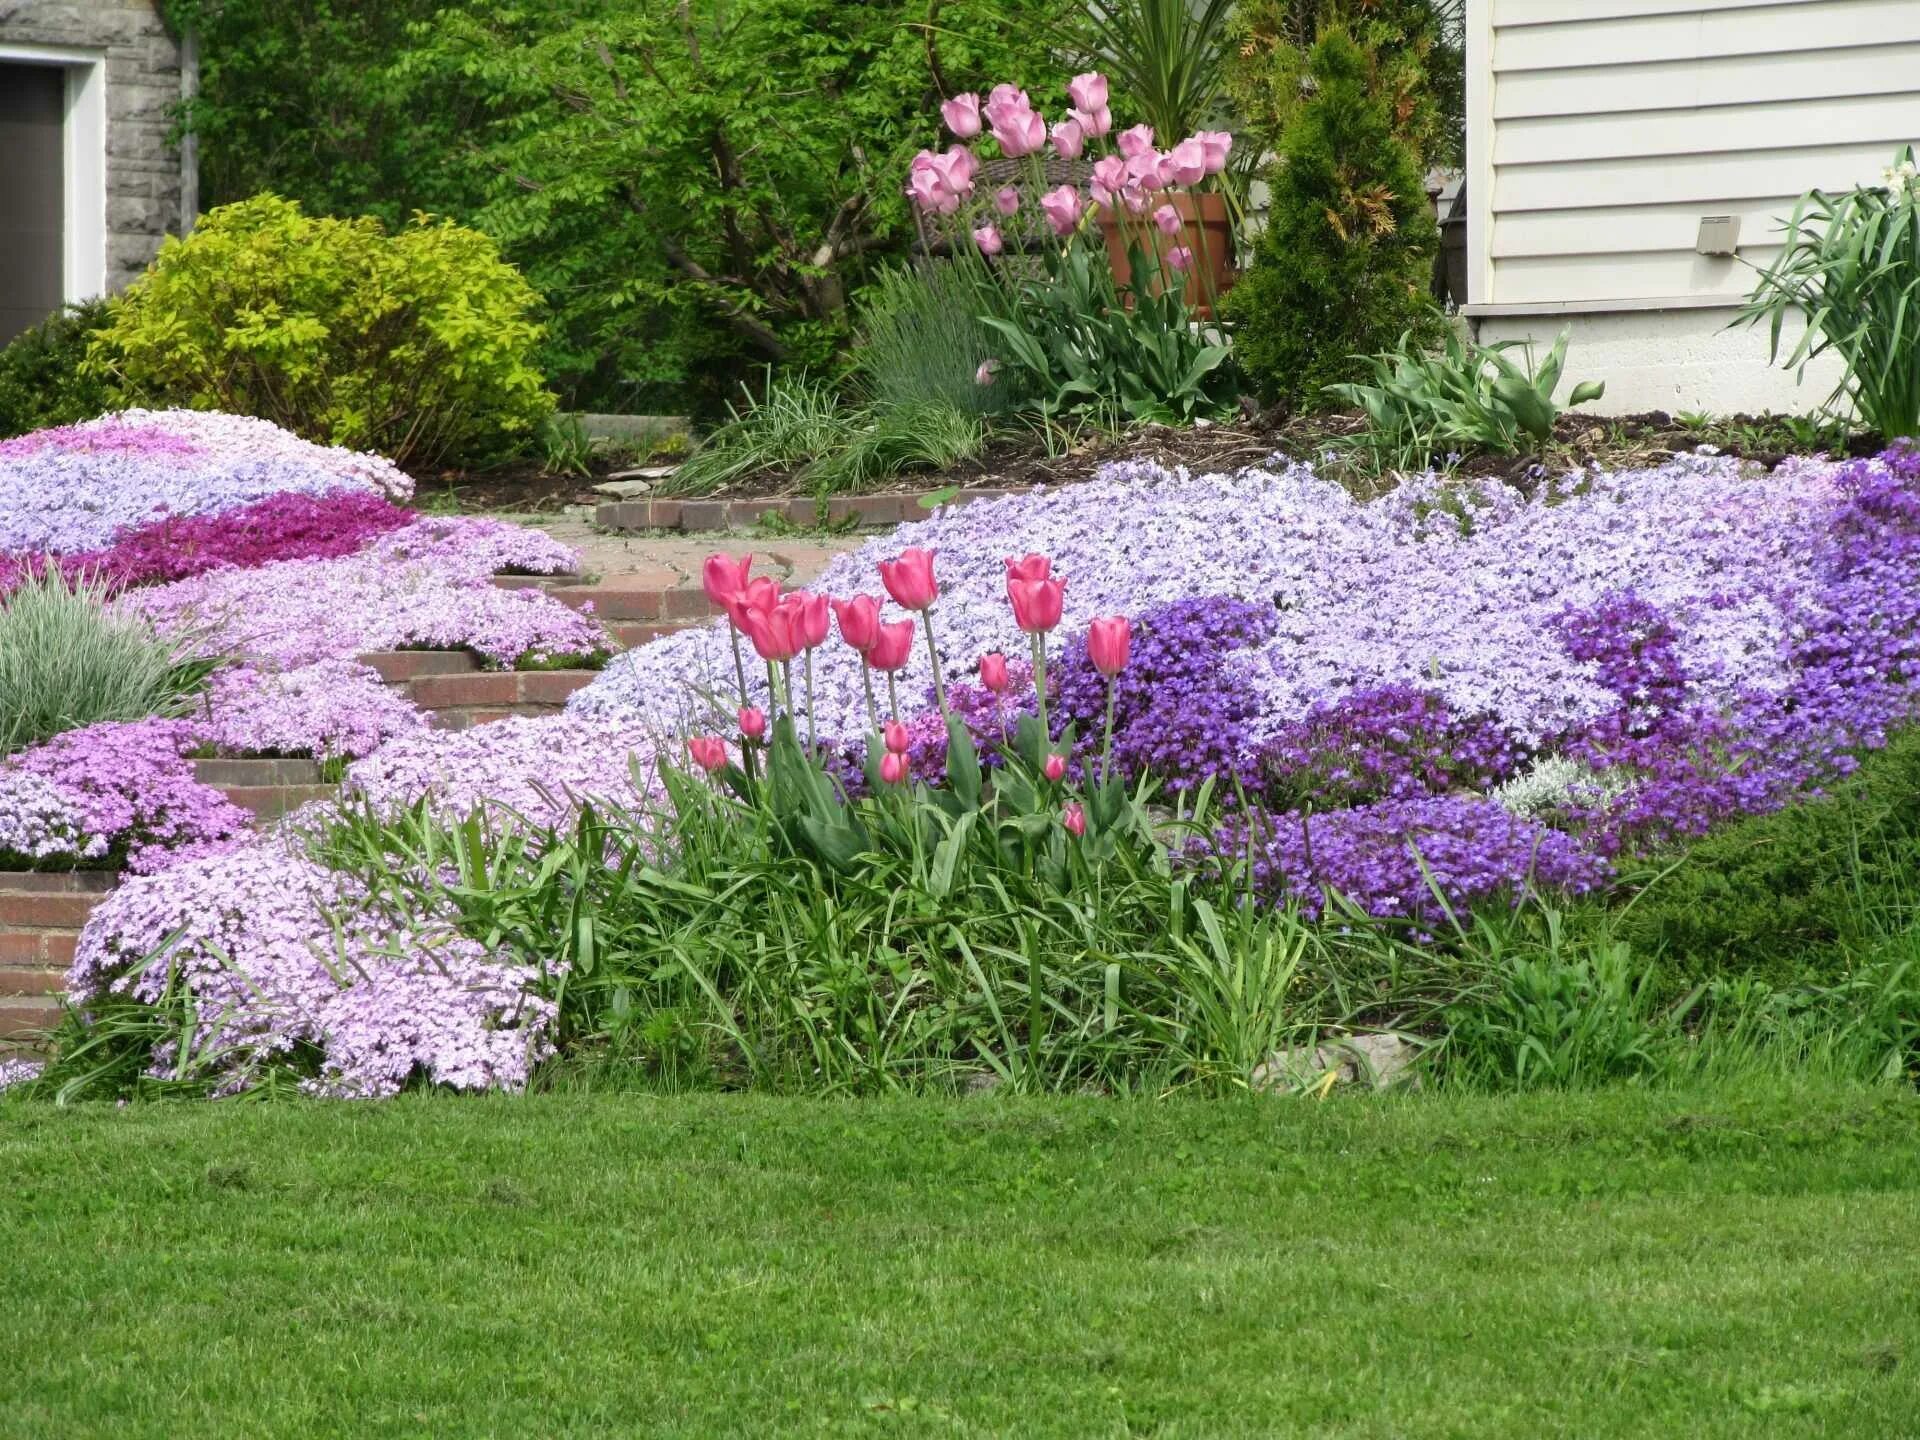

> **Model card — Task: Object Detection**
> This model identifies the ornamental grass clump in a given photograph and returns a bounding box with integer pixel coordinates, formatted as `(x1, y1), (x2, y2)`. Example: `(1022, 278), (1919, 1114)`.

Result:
(1742, 146), (1920, 438)
(0, 567), (217, 755)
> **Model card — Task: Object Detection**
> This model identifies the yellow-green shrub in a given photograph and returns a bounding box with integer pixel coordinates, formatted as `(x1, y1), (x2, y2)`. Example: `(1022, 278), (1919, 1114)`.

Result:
(89, 194), (553, 468)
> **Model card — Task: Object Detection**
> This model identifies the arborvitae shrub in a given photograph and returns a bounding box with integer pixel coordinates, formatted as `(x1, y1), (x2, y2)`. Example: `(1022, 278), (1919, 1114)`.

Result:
(1224, 25), (1442, 408)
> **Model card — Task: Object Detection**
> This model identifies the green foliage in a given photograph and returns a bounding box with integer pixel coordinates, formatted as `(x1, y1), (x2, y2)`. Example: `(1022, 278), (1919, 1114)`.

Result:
(1225, 24), (1443, 408)
(90, 195), (554, 469)
(1610, 728), (1920, 987)
(668, 375), (865, 492)
(0, 568), (218, 756)
(1227, 0), (1463, 170)
(1741, 146), (1920, 438)
(1076, 0), (1238, 143)
(1331, 325), (1606, 469)
(852, 263), (1005, 419)
(806, 401), (987, 491)
(980, 242), (1238, 426)
(0, 302), (121, 440)
(392, 0), (1078, 414)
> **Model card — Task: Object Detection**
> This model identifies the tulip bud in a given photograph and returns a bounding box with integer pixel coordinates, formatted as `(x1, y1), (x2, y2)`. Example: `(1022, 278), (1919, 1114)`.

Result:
(688, 736), (728, 773)
(738, 706), (767, 741)
(879, 547), (939, 612)
(1043, 752), (1067, 782)
(979, 652), (1009, 692)
(1062, 802), (1086, 837)
(1087, 616), (1132, 678)
(880, 751), (910, 785)
(883, 720), (911, 755)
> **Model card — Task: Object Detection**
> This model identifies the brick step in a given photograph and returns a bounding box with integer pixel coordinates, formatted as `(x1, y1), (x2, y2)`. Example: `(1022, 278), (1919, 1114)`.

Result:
(359, 649), (480, 683)
(190, 758), (337, 822)
(546, 581), (717, 622)
(405, 669), (600, 710)
(0, 869), (118, 1051)
(490, 572), (584, 593)
(595, 488), (1014, 534)
(610, 620), (698, 650)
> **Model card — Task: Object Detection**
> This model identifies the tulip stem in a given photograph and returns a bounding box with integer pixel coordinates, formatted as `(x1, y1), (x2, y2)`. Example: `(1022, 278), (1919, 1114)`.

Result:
(728, 628), (750, 710)
(1029, 633), (1051, 743)
(921, 607), (947, 716)
(886, 671), (902, 723)
(861, 664), (879, 732)
(803, 648), (816, 754)
(1101, 678), (1117, 787)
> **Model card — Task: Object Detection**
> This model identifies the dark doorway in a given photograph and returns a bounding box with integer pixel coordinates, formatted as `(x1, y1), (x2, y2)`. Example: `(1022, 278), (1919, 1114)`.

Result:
(0, 63), (67, 342)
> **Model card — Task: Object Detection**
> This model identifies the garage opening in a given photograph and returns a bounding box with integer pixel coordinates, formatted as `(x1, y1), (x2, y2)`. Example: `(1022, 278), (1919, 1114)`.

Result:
(0, 63), (69, 341)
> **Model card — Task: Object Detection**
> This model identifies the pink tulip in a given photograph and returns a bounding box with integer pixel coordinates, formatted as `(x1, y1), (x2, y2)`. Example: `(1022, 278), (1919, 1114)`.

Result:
(866, 618), (916, 672)
(879, 547), (939, 611)
(1152, 203), (1182, 237)
(1044, 752), (1067, 782)
(724, 575), (780, 632)
(1197, 130), (1233, 174)
(1070, 104), (1112, 139)
(1121, 185), (1152, 215)
(1166, 245), (1193, 271)
(941, 93), (982, 139)
(883, 720), (911, 755)
(973, 224), (1003, 257)
(1116, 124), (1155, 159)
(1164, 137), (1208, 188)
(1039, 184), (1083, 237)
(991, 104), (1046, 159)
(1067, 72), (1108, 113)
(1087, 616), (1132, 677)
(792, 592), (831, 649)
(906, 169), (956, 214)
(738, 706), (767, 741)
(833, 594), (881, 654)
(1123, 149), (1162, 188)
(984, 83), (1029, 120)
(688, 736), (728, 774)
(1050, 118), (1084, 160)
(994, 185), (1020, 216)
(702, 552), (753, 611)
(1062, 802), (1086, 836)
(933, 146), (977, 194)
(880, 751), (910, 786)
(1089, 155), (1128, 210)
(1008, 576), (1067, 634)
(979, 652), (1009, 692)
(739, 603), (802, 663)
(1003, 553), (1053, 584)
(975, 358), (999, 386)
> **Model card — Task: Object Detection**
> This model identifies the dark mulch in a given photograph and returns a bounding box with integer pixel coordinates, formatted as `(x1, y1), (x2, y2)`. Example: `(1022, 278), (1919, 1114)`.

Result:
(416, 409), (1877, 516)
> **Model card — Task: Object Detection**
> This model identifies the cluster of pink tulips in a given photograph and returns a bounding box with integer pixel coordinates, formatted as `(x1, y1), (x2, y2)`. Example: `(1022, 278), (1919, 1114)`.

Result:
(687, 547), (1133, 830)
(908, 70), (1231, 259)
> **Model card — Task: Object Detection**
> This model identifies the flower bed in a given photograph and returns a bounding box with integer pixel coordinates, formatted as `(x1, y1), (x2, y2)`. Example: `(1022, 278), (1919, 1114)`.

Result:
(0, 409), (412, 556)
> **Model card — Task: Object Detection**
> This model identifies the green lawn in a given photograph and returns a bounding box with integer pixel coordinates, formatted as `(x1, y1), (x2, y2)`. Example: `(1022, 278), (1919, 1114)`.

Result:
(4, 1085), (1918, 1438)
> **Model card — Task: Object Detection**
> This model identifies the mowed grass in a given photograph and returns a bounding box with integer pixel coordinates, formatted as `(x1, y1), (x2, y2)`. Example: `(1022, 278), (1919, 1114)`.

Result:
(3, 1085), (1918, 1438)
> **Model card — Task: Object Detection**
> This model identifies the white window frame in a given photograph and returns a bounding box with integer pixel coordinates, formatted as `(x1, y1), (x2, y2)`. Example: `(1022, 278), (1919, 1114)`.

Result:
(0, 42), (108, 304)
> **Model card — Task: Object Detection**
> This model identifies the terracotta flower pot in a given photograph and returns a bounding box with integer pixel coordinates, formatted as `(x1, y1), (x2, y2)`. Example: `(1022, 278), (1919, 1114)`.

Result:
(1099, 190), (1235, 317)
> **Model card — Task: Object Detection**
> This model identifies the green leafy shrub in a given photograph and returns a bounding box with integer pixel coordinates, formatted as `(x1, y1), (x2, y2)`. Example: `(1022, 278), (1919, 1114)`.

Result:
(1741, 146), (1920, 438)
(852, 263), (1005, 419)
(1225, 24), (1442, 408)
(1331, 326), (1606, 469)
(89, 194), (554, 468)
(0, 568), (218, 755)
(982, 243), (1237, 427)
(0, 301), (120, 440)
(1610, 728), (1920, 986)
(668, 375), (863, 493)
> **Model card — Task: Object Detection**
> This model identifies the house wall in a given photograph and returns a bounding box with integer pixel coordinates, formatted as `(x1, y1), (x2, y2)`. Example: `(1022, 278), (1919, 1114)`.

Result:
(1465, 0), (1917, 415)
(0, 1), (187, 298)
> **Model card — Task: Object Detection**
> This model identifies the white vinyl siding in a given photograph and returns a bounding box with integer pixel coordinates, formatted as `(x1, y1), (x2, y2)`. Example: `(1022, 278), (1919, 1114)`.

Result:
(1468, 0), (1920, 312)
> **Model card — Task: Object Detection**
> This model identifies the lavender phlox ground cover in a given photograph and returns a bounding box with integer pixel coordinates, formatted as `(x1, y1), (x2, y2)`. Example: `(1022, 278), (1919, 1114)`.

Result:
(127, 516), (601, 668)
(0, 409), (413, 555)
(345, 712), (665, 827)
(67, 837), (555, 1098)
(7, 719), (250, 874)
(197, 661), (430, 761)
